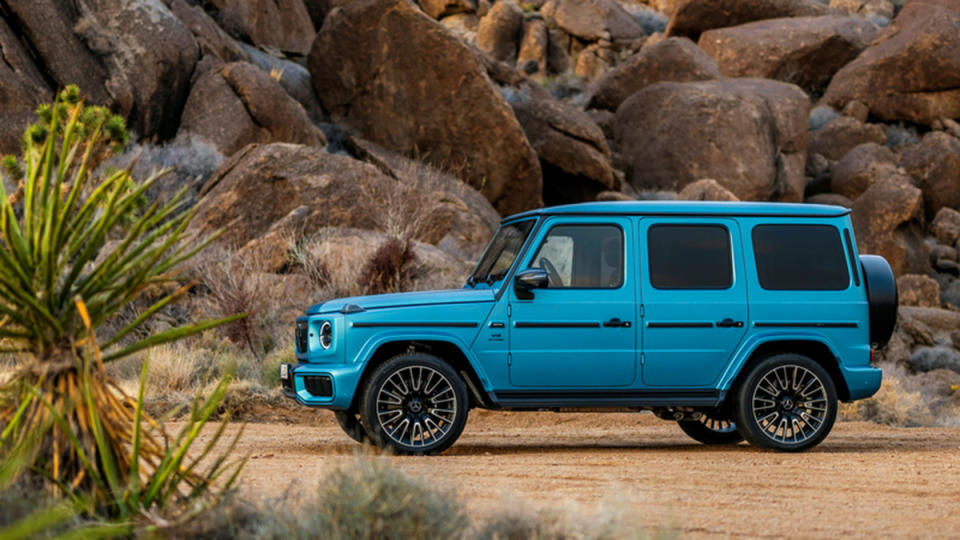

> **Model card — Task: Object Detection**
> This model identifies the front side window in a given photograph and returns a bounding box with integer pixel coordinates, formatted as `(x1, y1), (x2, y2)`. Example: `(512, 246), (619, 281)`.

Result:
(648, 225), (732, 289)
(529, 224), (623, 288)
(468, 219), (536, 286)
(753, 224), (849, 290)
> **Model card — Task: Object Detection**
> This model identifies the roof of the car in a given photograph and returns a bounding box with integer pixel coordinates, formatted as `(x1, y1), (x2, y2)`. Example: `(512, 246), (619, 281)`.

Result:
(503, 201), (850, 222)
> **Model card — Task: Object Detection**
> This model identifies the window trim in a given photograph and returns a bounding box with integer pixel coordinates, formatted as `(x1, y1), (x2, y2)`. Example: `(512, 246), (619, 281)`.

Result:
(647, 223), (734, 291)
(751, 223), (851, 291)
(526, 223), (625, 290)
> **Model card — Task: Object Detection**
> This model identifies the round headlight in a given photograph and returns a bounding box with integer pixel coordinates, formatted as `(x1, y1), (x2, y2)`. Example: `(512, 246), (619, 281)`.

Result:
(319, 321), (333, 349)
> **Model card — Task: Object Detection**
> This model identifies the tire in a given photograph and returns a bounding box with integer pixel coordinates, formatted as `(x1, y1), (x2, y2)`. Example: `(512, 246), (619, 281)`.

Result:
(733, 354), (837, 452)
(678, 412), (743, 445)
(360, 352), (469, 455)
(334, 410), (370, 444)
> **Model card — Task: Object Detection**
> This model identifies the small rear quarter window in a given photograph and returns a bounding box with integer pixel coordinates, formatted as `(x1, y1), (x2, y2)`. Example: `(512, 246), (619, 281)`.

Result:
(752, 224), (850, 290)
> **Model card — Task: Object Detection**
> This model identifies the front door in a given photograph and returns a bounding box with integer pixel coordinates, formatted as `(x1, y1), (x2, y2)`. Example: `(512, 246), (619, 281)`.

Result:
(639, 219), (749, 387)
(509, 218), (637, 387)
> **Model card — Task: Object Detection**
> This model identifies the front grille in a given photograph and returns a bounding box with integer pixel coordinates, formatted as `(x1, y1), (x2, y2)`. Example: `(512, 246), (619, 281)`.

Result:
(304, 376), (333, 397)
(295, 320), (308, 353)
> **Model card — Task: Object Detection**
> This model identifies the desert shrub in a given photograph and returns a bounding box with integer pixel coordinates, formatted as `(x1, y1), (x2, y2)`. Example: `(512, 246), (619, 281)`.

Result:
(883, 122), (921, 148)
(627, 6), (668, 34)
(841, 363), (960, 427)
(0, 87), (243, 521)
(541, 72), (589, 103)
(254, 457), (468, 540)
(197, 249), (277, 361)
(358, 237), (418, 295)
(910, 346), (960, 374)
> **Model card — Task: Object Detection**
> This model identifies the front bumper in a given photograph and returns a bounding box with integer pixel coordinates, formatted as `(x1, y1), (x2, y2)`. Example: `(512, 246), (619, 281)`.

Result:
(280, 361), (364, 410)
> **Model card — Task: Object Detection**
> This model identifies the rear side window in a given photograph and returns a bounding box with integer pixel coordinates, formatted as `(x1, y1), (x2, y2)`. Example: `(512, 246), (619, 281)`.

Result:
(648, 225), (732, 289)
(752, 225), (849, 290)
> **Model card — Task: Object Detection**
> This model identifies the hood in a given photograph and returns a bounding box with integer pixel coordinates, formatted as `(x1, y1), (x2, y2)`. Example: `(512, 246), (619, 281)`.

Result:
(306, 288), (496, 315)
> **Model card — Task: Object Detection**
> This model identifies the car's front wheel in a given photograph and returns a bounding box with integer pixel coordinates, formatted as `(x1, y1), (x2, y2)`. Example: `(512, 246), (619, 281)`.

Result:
(733, 354), (837, 452)
(360, 353), (469, 455)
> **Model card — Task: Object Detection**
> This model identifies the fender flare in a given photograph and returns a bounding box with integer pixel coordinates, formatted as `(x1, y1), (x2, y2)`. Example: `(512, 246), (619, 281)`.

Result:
(353, 329), (492, 389)
(716, 331), (847, 391)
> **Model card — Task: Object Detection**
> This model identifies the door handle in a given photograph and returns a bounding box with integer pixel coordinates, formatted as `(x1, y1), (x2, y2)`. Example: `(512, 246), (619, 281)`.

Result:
(603, 318), (631, 328)
(717, 318), (744, 328)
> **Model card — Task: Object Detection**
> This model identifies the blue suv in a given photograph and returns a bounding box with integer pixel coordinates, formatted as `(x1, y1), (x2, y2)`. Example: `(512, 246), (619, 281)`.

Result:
(281, 201), (896, 453)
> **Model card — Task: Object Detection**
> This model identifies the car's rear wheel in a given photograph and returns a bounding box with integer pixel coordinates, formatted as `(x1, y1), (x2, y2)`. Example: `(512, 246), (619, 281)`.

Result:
(334, 410), (369, 444)
(677, 412), (743, 445)
(733, 354), (837, 452)
(360, 352), (469, 455)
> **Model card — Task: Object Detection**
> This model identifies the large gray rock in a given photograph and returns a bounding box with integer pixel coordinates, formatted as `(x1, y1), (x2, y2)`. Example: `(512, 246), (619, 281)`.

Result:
(0, 18), (51, 154)
(201, 0), (316, 55)
(698, 16), (876, 93)
(613, 78), (810, 202)
(508, 82), (616, 205)
(179, 61), (326, 157)
(476, 0), (524, 61)
(164, 0), (249, 62)
(308, 0), (543, 215)
(851, 176), (929, 276)
(898, 132), (960, 220)
(543, 0), (645, 42)
(587, 37), (721, 112)
(191, 144), (397, 248)
(2, 0), (199, 140)
(666, 0), (832, 40)
(822, 2), (960, 126)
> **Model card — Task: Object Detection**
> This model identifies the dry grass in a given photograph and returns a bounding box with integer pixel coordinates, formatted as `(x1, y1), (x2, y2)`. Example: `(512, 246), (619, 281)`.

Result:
(841, 363), (960, 427)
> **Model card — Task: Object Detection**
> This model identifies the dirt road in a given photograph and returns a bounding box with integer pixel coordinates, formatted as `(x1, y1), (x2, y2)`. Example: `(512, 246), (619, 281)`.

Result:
(224, 410), (960, 538)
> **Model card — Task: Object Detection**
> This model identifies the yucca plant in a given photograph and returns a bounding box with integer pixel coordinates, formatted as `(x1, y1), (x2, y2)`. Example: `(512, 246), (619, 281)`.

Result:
(0, 86), (244, 520)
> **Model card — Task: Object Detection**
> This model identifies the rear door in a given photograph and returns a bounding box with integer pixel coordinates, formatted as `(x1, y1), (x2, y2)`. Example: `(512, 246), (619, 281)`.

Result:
(639, 219), (749, 387)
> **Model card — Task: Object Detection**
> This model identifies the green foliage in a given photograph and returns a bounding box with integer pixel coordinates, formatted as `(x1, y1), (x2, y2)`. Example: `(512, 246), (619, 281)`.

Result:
(0, 87), (244, 522)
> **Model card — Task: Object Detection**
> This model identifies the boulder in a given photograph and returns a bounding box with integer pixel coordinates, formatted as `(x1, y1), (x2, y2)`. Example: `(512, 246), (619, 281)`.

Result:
(677, 179), (740, 201)
(201, 0), (316, 56)
(829, 142), (898, 199)
(544, 0), (645, 42)
(575, 42), (616, 80)
(898, 132), (960, 219)
(807, 116), (886, 161)
(806, 193), (854, 207)
(236, 206), (313, 273)
(0, 18), (51, 154)
(666, 0), (832, 40)
(179, 61), (326, 157)
(237, 43), (326, 123)
(191, 144), (399, 249)
(344, 137), (501, 259)
(586, 37), (721, 112)
(822, 3), (960, 126)
(3, 0), (199, 140)
(507, 82), (616, 205)
(613, 78), (810, 202)
(517, 19), (549, 75)
(850, 176), (929, 276)
(698, 16), (876, 93)
(308, 0), (543, 215)
(897, 274), (941, 307)
(418, 0), (476, 19)
(830, 0), (894, 18)
(547, 29), (573, 74)
(596, 190), (635, 201)
(476, 0), (524, 61)
(441, 13), (481, 41)
(930, 207), (960, 246)
(164, 0), (248, 63)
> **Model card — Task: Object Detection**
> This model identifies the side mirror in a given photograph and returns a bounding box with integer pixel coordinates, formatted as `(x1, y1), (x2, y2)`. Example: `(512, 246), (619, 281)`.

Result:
(514, 268), (548, 300)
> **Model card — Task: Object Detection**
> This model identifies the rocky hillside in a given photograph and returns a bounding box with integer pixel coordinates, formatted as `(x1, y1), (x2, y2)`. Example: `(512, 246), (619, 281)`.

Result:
(2, 0), (960, 391)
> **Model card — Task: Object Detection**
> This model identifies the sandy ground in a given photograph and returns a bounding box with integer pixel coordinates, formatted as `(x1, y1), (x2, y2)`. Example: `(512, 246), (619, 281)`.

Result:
(198, 409), (960, 539)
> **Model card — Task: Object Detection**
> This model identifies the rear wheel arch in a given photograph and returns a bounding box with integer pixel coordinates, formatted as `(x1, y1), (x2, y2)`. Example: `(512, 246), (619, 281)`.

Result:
(728, 340), (851, 403)
(351, 339), (489, 411)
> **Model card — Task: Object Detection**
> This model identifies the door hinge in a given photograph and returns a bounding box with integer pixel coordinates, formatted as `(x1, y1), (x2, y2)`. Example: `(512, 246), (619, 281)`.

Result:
(508, 304), (512, 317)
(640, 305), (645, 318)
(640, 353), (645, 366)
(507, 353), (512, 366)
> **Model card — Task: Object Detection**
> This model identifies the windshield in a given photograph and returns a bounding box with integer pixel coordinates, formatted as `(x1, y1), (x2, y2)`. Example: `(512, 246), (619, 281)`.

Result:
(467, 219), (536, 287)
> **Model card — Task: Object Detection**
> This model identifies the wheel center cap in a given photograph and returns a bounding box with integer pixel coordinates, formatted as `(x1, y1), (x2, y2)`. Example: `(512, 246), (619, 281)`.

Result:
(408, 398), (423, 413)
(780, 397), (795, 410)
